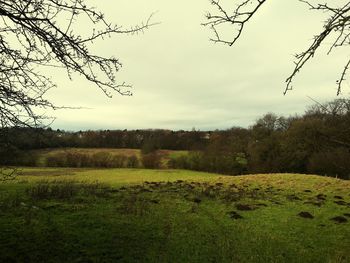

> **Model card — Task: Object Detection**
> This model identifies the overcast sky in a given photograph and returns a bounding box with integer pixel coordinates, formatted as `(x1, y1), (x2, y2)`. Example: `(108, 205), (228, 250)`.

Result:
(45, 0), (348, 131)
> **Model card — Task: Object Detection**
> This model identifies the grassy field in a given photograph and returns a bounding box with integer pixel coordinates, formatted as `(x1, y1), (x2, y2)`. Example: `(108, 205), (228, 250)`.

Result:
(0, 168), (350, 262)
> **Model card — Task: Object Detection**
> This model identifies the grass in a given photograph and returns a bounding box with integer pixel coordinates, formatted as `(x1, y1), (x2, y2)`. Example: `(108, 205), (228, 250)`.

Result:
(1, 168), (350, 262)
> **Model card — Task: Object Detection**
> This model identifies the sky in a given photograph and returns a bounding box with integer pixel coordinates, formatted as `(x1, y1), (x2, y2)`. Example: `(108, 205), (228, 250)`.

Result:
(44, 0), (348, 131)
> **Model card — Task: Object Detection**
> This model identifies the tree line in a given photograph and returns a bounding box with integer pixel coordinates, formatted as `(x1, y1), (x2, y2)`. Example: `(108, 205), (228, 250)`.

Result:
(170, 98), (350, 179)
(0, 128), (206, 152)
(1, 98), (350, 179)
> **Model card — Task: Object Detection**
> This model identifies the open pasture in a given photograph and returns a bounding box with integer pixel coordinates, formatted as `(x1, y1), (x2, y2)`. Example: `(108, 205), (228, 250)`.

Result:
(0, 168), (349, 262)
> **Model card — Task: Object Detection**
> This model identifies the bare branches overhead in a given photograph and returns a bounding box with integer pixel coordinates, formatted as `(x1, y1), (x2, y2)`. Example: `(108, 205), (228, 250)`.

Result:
(203, 0), (350, 95)
(0, 0), (155, 128)
(203, 0), (266, 46)
(287, 1), (350, 95)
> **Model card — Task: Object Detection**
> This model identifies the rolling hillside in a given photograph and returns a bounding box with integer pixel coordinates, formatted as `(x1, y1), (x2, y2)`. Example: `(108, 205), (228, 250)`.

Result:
(0, 168), (349, 262)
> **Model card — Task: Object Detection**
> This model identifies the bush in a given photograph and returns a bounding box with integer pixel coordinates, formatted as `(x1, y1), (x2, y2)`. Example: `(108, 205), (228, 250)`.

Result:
(110, 155), (128, 168)
(46, 153), (67, 167)
(141, 152), (161, 169)
(15, 152), (40, 167)
(91, 152), (112, 167)
(169, 151), (248, 175)
(66, 152), (88, 167)
(127, 155), (139, 168)
(0, 144), (21, 165)
(168, 151), (204, 170)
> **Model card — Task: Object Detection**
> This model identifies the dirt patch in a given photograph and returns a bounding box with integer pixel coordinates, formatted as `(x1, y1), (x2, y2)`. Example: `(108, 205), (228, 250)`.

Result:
(193, 197), (202, 204)
(316, 194), (327, 201)
(228, 211), (243, 219)
(271, 200), (283, 205)
(298, 212), (314, 219)
(185, 184), (195, 190)
(331, 216), (348, 223)
(139, 188), (152, 193)
(149, 182), (161, 188)
(304, 201), (322, 207)
(334, 200), (347, 206)
(287, 195), (302, 201)
(255, 203), (268, 207)
(236, 204), (257, 211)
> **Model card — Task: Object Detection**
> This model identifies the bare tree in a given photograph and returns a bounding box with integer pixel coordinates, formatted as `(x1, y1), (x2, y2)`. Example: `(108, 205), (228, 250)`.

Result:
(0, 0), (155, 129)
(204, 0), (350, 95)
(0, 0), (155, 180)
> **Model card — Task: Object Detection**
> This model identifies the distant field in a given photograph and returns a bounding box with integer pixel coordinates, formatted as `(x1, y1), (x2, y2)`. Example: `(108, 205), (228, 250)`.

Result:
(25, 148), (188, 168)
(1, 168), (350, 262)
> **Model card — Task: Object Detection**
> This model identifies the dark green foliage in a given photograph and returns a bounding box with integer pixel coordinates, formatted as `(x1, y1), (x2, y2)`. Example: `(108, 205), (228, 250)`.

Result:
(0, 127), (207, 151)
(307, 148), (350, 180)
(169, 151), (204, 170)
(169, 150), (248, 175)
(0, 143), (21, 165)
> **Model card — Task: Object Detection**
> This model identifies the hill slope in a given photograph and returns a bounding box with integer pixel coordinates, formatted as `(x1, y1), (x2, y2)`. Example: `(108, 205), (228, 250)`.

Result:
(0, 168), (349, 262)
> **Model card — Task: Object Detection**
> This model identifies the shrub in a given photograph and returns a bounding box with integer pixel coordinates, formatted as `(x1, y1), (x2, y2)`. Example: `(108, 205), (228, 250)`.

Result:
(127, 155), (139, 168)
(46, 153), (67, 167)
(0, 144), (21, 165)
(110, 155), (128, 168)
(91, 152), (111, 167)
(169, 151), (248, 175)
(141, 152), (161, 169)
(66, 152), (87, 167)
(168, 151), (203, 170)
(15, 152), (40, 167)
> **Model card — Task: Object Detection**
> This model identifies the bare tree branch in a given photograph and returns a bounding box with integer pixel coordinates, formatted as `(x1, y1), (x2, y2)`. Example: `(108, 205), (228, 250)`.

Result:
(204, 0), (350, 95)
(203, 0), (266, 46)
(0, 0), (155, 128)
(285, 0), (350, 95)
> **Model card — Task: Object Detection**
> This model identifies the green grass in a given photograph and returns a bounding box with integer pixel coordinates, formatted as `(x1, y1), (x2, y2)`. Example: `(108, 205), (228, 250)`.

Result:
(1, 168), (350, 262)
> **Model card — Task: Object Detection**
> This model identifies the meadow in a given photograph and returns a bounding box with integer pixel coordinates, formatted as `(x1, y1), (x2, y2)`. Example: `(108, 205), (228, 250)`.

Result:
(0, 168), (349, 262)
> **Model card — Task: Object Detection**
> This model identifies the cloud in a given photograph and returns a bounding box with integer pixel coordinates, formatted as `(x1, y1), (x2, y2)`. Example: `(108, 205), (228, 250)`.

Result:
(43, 0), (347, 131)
